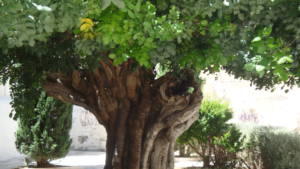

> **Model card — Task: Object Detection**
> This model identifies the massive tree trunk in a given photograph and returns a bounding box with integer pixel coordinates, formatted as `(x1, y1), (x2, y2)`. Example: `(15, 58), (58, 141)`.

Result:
(44, 59), (203, 169)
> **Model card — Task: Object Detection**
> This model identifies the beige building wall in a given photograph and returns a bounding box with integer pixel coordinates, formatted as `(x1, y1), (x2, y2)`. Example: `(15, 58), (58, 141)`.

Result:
(201, 71), (300, 130)
(69, 106), (107, 151)
(0, 82), (26, 161)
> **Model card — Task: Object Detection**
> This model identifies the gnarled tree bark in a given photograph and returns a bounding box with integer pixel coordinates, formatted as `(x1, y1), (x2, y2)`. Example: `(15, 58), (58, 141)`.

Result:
(44, 59), (203, 169)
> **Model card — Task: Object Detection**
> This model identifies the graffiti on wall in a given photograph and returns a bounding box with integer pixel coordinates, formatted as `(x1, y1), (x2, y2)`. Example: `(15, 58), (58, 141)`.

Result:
(294, 113), (300, 134)
(80, 110), (100, 126)
(238, 110), (261, 123)
(78, 135), (89, 144)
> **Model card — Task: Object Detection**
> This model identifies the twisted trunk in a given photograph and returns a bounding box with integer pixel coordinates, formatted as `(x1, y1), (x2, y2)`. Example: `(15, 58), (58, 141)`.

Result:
(44, 59), (203, 169)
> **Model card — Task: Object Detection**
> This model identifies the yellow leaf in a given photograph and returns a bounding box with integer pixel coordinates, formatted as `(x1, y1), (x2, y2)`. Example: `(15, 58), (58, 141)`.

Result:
(85, 18), (94, 26)
(80, 23), (92, 32)
(87, 24), (93, 32)
(88, 33), (94, 40)
(83, 33), (89, 39)
(79, 18), (85, 25)
(80, 24), (87, 32)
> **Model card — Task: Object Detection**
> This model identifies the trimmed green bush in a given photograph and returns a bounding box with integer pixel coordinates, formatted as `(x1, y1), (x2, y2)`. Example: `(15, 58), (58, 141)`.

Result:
(237, 124), (300, 169)
(15, 92), (73, 167)
(177, 97), (244, 168)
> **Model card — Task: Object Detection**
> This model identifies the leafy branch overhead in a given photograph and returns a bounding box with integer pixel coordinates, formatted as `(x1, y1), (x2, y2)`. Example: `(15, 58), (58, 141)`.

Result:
(1, 0), (300, 118)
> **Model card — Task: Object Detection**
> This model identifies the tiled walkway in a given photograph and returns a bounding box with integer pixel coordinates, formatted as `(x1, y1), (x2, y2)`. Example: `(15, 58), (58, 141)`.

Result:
(0, 151), (203, 169)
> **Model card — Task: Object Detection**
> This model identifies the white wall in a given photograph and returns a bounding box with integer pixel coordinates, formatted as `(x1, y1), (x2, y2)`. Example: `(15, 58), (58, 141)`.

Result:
(0, 83), (25, 161)
(69, 106), (107, 151)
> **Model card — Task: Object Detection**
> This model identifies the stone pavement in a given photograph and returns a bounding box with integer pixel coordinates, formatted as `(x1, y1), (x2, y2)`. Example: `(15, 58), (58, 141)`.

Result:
(0, 151), (203, 169)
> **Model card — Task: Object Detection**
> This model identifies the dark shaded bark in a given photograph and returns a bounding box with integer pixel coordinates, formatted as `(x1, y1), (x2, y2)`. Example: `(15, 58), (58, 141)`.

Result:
(203, 156), (210, 168)
(36, 158), (49, 167)
(44, 59), (203, 169)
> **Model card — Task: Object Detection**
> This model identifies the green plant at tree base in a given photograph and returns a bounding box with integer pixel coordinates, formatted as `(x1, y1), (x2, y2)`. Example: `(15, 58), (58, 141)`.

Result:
(177, 97), (244, 168)
(15, 92), (73, 167)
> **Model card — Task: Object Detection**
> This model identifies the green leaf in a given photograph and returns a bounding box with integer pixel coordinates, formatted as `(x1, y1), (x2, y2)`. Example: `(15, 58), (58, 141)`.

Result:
(282, 64), (292, 68)
(278, 56), (293, 64)
(280, 71), (289, 81)
(251, 37), (261, 43)
(165, 45), (176, 56)
(217, 9), (222, 18)
(136, 2), (141, 12)
(112, 0), (125, 8)
(262, 27), (272, 37)
(29, 37), (35, 47)
(238, 13), (244, 21)
(144, 61), (151, 68)
(266, 37), (275, 44)
(25, 29), (36, 35)
(220, 57), (228, 66)
(274, 52), (283, 60)
(177, 36), (182, 43)
(257, 45), (266, 54)
(19, 32), (28, 42)
(258, 70), (265, 78)
(274, 67), (283, 76)
(50, 3), (58, 10)
(146, 38), (154, 43)
(255, 65), (265, 72)
(201, 20), (208, 26)
(128, 10), (136, 19)
(188, 87), (194, 93)
(112, 33), (121, 44)
(103, 34), (112, 44)
(44, 25), (53, 33)
(244, 63), (255, 71)
(74, 29), (81, 35)
(119, 7), (128, 12)
(113, 59), (119, 66)
(109, 54), (116, 59)
(102, 0), (112, 9)
(126, 2), (135, 10)
(44, 16), (51, 24)
(200, 30), (206, 35)
(286, 25), (294, 30)
(105, 24), (114, 34)
(143, 21), (151, 29)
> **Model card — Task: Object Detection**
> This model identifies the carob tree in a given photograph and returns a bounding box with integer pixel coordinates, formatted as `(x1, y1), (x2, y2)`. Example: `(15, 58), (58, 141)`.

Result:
(1, 0), (300, 169)
(45, 62), (202, 169)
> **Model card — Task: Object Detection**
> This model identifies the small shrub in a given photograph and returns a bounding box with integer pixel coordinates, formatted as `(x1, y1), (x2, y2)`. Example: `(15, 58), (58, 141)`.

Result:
(213, 125), (244, 168)
(237, 124), (300, 169)
(15, 92), (73, 167)
(177, 97), (244, 168)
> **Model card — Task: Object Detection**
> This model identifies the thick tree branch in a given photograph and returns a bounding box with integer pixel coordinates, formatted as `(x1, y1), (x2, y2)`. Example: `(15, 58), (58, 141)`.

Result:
(0, 62), (13, 75)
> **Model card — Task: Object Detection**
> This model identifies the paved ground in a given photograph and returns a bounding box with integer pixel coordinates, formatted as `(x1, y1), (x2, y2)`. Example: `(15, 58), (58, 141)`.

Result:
(0, 151), (203, 169)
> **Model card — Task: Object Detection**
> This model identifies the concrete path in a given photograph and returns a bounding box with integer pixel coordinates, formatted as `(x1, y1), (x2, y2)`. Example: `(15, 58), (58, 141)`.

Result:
(0, 151), (203, 169)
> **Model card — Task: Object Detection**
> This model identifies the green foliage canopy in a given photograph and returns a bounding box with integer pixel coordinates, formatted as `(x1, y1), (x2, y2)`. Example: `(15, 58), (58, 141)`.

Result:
(0, 0), (300, 118)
